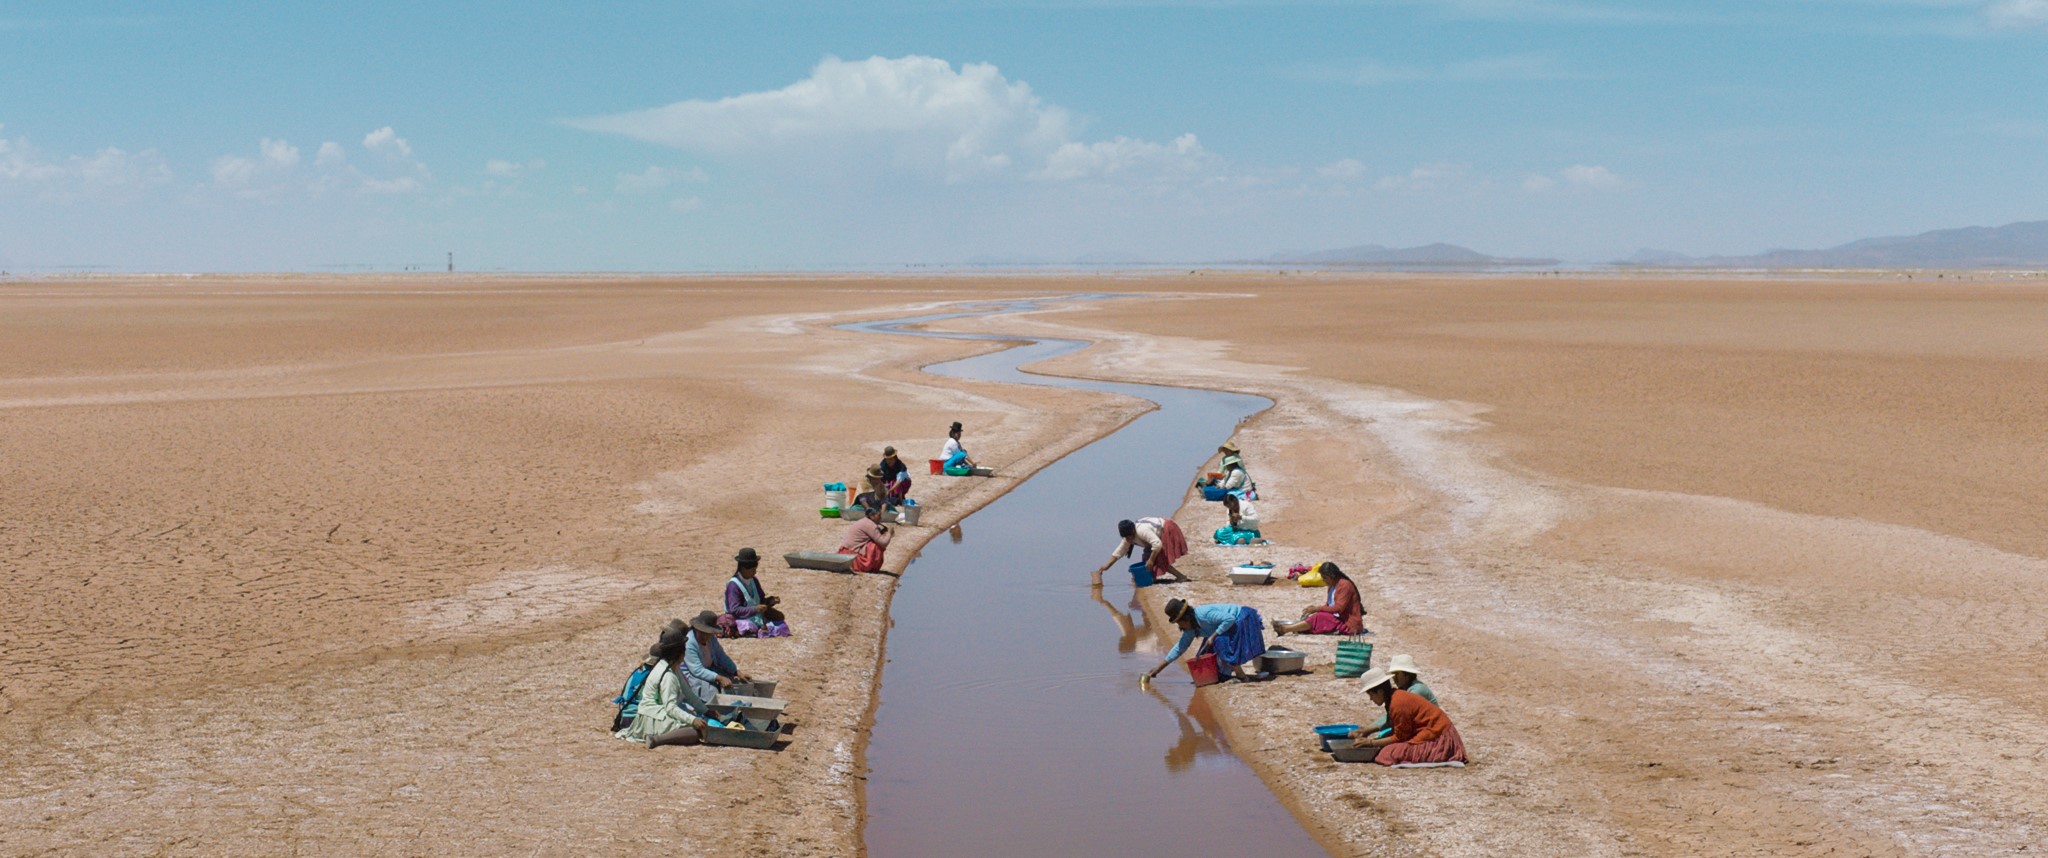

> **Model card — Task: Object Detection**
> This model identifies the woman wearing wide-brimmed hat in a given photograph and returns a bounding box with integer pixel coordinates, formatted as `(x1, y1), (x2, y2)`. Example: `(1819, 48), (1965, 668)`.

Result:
(615, 620), (714, 748)
(855, 464), (894, 512)
(1144, 598), (1269, 684)
(682, 610), (752, 703)
(1353, 654), (1437, 739)
(718, 548), (788, 638)
(1350, 668), (1466, 766)
(1090, 516), (1190, 586)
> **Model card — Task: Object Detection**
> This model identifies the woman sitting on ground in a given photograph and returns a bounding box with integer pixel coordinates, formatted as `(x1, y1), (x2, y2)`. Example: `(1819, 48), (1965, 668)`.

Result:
(1213, 495), (1265, 545)
(1272, 562), (1364, 636)
(837, 505), (893, 573)
(1144, 598), (1269, 684)
(854, 465), (893, 512)
(682, 610), (752, 702)
(1090, 516), (1190, 585)
(615, 621), (713, 748)
(1354, 654), (1436, 739)
(941, 421), (977, 470)
(718, 548), (788, 638)
(879, 446), (912, 504)
(1350, 668), (1467, 766)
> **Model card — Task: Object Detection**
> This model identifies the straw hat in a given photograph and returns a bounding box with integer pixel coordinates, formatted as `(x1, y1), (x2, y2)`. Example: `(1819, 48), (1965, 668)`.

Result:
(866, 464), (886, 479)
(1387, 654), (1421, 676)
(1218, 442), (1240, 454)
(1359, 668), (1395, 693)
(688, 610), (722, 635)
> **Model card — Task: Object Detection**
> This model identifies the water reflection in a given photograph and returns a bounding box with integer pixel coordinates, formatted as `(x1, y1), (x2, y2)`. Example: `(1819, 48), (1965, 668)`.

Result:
(1087, 584), (1148, 654)
(1153, 683), (1230, 773)
(948, 523), (964, 544)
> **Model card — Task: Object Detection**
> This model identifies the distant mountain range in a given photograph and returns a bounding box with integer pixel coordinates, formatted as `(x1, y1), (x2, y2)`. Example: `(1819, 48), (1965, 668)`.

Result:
(1264, 242), (1558, 267)
(1626, 220), (2048, 269)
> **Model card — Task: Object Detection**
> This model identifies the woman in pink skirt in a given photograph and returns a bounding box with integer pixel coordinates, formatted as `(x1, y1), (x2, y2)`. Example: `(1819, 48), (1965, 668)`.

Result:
(1271, 562), (1365, 636)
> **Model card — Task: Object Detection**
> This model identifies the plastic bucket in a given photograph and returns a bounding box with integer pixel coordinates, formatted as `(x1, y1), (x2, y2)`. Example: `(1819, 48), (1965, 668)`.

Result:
(1200, 486), (1229, 502)
(1186, 653), (1220, 687)
(928, 459), (943, 475)
(824, 487), (846, 509)
(897, 504), (922, 526)
(1128, 562), (1155, 588)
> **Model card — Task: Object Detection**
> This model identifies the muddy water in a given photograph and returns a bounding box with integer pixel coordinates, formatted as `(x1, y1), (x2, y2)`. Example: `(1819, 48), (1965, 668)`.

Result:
(847, 303), (1329, 857)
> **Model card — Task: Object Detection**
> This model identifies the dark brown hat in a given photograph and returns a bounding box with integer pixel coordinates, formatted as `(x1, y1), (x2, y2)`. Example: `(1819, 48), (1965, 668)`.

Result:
(688, 610), (722, 635)
(653, 620), (690, 656)
(1164, 598), (1191, 623)
(734, 547), (759, 565)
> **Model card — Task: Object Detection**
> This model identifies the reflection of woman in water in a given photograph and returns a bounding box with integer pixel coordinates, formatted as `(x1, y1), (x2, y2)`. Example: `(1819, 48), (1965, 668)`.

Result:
(1146, 681), (1224, 773)
(1088, 583), (1147, 654)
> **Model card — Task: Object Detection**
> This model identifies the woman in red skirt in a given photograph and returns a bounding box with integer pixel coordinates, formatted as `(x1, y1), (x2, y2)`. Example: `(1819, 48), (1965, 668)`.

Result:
(1090, 516), (1189, 585)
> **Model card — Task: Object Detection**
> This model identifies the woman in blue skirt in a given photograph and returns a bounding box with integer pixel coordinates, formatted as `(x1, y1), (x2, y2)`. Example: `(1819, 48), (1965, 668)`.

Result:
(1145, 598), (1270, 684)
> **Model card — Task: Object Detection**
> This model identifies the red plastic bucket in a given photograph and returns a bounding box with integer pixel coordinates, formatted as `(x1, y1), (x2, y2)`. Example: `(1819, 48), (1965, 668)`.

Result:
(1185, 653), (1220, 687)
(928, 458), (943, 475)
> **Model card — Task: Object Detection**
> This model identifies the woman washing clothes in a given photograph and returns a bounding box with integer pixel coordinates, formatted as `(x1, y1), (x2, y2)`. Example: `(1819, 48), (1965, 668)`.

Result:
(682, 610), (753, 703)
(1271, 562), (1364, 636)
(1350, 668), (1467, 766)
(879, 446), (912, 505)
(941, 421), (978, 471)
(837, 504), (893, 574)
(717, 548), (788, 638)
(1197, 444), (1257, 499)
(1144, 598), (1270, 685)
(1090, 516), (1190, 586)
(1353, 654), (1437, 740)
(615, 621), (713, 748)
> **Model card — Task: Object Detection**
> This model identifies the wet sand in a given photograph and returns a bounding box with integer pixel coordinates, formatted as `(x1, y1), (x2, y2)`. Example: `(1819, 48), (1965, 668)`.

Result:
(6, 273), (2045, 856)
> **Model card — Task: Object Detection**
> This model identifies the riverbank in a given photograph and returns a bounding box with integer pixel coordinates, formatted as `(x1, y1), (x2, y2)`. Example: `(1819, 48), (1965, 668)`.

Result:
(971, 278), (2048, 856)
(0, 277), (1153, 857)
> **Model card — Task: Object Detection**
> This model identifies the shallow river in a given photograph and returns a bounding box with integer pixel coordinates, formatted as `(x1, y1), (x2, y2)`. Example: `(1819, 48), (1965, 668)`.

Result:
(845, 301), (1329, 857)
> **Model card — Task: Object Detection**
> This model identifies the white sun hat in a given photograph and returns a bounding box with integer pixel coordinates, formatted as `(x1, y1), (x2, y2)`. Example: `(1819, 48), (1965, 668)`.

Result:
(1359, 668), (1394, 692)
(1387, 654), (1421, 676)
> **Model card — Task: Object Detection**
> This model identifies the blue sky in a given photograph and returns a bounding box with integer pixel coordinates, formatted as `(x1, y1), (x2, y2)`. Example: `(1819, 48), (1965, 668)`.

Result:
(3, 0), (2046, 271)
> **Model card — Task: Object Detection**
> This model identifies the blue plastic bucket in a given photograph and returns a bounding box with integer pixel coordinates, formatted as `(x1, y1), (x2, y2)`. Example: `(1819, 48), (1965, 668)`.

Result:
(1129, 562), (1155, 588)
(1200, 485), (1229, 502)
(1314, 723), (1359, 738)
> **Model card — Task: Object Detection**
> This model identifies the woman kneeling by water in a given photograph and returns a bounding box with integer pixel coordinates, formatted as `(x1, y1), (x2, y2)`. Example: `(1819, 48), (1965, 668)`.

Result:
(615, 622), (713, 748)
(718, 548), (788, 638)
(941, 421), (977, 470)
(836, 505), (893, 574)
(1271, 562), (1364, 636)
(1350, 668), (1467, 767)
(1146, 599), (1270, 684)
(1091, 516), (1190, 585)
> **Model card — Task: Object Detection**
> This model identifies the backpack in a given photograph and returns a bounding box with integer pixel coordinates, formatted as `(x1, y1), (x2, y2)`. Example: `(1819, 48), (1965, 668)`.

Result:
(610, 661), (657, 732)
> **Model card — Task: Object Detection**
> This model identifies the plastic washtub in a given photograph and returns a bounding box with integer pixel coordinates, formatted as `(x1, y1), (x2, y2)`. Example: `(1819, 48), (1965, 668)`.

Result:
(1313, 723), (1359, 738)
(702, 715), (782, 750)
(1201, 485), (1230, 502)
(1128, 561), (1155, 588)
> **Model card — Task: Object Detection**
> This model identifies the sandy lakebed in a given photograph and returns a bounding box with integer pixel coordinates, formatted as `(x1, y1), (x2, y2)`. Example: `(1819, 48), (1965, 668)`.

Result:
(3, 272), (2045, 856)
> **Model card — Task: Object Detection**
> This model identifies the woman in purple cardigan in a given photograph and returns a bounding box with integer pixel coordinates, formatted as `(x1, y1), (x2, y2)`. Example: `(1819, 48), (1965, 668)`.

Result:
(717, 548), (789, 638)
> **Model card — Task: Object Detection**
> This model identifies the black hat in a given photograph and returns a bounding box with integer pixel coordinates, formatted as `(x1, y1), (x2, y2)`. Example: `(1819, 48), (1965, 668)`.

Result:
(1164, 598), (1191, 622)
(653, 620), (690, 657)
(734, 547), (759, 565)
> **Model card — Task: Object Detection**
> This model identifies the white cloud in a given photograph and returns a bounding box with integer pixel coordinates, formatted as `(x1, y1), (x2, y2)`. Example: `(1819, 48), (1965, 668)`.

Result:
(486, 157), (545, 178)
(1031, 133), (1213, 181)
(1374, 161), (1478, 193)
(315, 141), (347, 167)
(211, 137), (301, 189)
(570, 54), (1203, 185)
(1985, 0), (2048, 27)
(361, 176), (421, 195)
(615, 165), (709, 194)
(1561, 164), (1623, 189)
(0, 128), (172, 200)
(1317, 158), (1369, 181)
(363, 126), (413, 159)
(1521, 164), (1624, 193)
